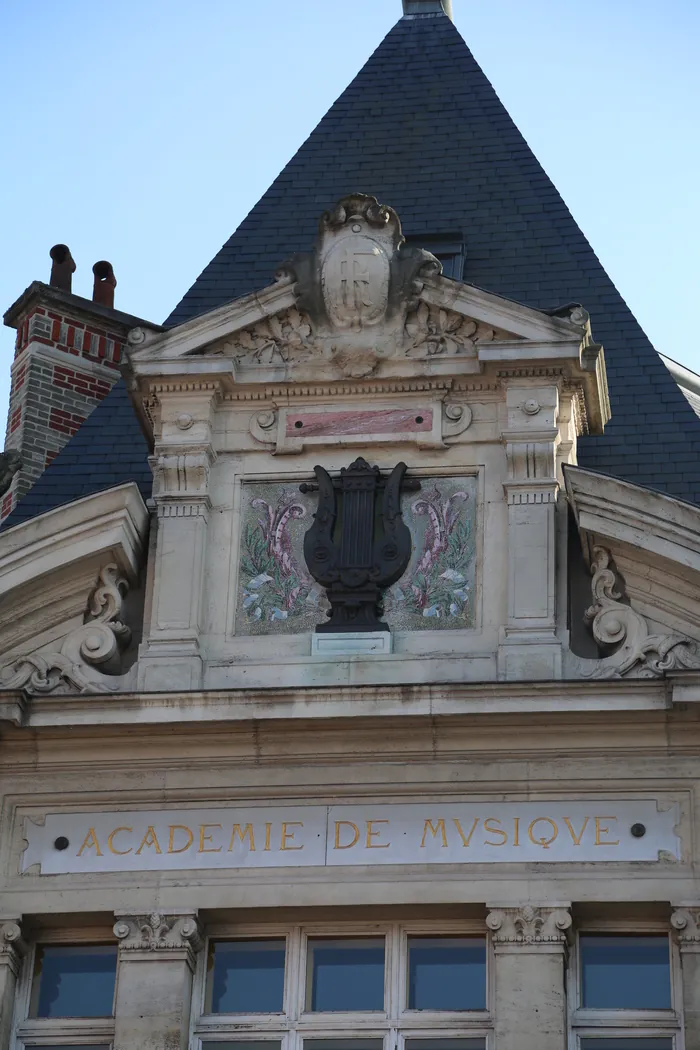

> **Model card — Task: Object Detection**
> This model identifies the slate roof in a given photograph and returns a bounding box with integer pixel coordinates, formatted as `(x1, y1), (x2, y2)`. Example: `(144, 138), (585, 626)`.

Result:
(1, 380), (151, 529)
(5, 8), (700, 528)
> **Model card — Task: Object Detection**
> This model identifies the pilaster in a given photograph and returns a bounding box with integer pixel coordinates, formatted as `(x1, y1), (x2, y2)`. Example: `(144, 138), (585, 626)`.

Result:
(498, 383), (562, 680)
(112, 911), (203, 1050)
(671, 906), (700, 1047)
(137, 385), (219, 691)
(0, 920), (27, 1050)
(486, 905), (571, 1050)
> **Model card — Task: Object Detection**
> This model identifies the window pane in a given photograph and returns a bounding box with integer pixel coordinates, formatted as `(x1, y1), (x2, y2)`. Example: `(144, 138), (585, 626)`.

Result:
(30, 945), (117, 1018)
(580, 935), (672, 1009)
(408, 936), (486, 1010)
(579, 1040), (673, 1050)
(406, 1041), (487, 1050)
(304, 1042), (384, 1050)
(307, 937), (385, 1011)
(207, 940), (286, 1013)
(202, 1044), (282, 1050)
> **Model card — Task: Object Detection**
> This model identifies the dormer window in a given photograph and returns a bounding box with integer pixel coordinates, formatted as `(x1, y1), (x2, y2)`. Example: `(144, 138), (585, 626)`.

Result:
(405, 233), (465, 280)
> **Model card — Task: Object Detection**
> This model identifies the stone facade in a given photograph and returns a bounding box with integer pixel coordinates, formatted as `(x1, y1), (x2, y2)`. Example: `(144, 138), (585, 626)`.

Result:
(0, 196), (698, 1050)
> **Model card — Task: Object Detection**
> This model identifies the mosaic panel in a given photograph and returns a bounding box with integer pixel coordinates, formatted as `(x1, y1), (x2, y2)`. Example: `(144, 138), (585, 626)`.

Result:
(236, 475), (477, 635)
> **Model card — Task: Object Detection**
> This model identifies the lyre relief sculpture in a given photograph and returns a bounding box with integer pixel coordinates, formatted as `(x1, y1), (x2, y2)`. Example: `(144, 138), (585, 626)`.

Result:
(300, 458), (420, 633)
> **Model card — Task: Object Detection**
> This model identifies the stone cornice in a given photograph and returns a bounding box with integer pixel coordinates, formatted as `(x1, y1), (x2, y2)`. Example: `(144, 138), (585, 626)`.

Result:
(7, 676), (696, 731)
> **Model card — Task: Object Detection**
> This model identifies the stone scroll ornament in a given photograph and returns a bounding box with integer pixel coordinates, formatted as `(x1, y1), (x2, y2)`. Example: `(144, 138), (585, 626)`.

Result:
(300, 458), (420, 632)
(583, 546), (700, 678)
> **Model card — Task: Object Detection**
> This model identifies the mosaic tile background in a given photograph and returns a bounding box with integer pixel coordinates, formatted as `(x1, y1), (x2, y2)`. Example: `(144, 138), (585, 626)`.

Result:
(235, 475), (477, 635)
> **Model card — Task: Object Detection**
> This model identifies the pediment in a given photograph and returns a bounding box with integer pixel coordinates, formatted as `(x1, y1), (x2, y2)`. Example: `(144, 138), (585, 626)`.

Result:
(127, 195), (595, 382)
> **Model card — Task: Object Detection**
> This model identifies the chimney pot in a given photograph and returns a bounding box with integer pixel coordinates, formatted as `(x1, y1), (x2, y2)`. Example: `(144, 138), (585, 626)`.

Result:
(49, 244), (76, 292)
(92, 260), (117, 309)
(402, 0), (453, 18)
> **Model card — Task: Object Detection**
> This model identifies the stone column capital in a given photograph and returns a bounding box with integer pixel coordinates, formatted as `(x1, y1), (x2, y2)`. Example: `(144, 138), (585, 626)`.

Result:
(486, 905), (572, 952)
(671, 906), (700, 951)
(0, 920), (27, 976)
(113, 911), (203, 967)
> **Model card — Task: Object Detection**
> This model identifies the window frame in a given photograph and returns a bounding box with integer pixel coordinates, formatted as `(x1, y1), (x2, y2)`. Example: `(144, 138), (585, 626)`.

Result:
(191, 920), (492, 1050)
(567, 921), (684, 1050)
(11, 930), (117, 1050)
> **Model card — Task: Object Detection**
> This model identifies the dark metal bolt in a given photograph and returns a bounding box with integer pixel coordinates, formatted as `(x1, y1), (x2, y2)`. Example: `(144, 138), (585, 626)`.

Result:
(630, 823), (646, 838)
(53, 836), (70, 851)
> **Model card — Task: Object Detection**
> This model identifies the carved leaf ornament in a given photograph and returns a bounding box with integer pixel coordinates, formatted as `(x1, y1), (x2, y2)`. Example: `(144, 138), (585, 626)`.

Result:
(583, 546), (700, 678)
(1, 564), (131, 695)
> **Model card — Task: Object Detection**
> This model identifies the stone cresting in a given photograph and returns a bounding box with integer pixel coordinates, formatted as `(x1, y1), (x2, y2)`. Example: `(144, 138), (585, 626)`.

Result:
(486, 905), (572, 945)
(583, 546), (700, 678)
(0, 564), (131, 695)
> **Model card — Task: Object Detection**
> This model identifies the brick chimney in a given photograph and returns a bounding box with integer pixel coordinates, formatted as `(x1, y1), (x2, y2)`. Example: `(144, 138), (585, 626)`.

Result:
(1, 247), (156, 522)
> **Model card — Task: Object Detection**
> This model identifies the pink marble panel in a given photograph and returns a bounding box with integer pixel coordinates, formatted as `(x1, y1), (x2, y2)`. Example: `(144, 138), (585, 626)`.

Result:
(285, 408), (433, 438)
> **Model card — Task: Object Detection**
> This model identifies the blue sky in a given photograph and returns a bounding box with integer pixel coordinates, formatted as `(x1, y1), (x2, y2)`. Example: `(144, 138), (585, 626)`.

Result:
(1, 0), (698, 424)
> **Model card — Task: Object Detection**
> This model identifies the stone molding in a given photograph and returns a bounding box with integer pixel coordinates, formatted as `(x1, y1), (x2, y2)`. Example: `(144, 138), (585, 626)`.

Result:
(671, 907), (700, 950)
(583, 547), (700, 679)
(0, 920), (27, 976)
(486, 905), (572, 949)
(113, 912), (203, 964)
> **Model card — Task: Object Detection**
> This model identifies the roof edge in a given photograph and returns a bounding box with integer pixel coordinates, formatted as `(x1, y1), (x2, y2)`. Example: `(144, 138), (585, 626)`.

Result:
(3, 281), (164, 333)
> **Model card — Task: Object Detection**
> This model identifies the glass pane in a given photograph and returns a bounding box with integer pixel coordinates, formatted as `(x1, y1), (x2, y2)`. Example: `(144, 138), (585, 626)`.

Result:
(207, 940), (286, 1013)
(406, 1041), (487, 1050)
(408, 936), (486, 1010)
(202, 1044), (282, 1050)
(579, 1041), (673, 1050)
(30, 945), (117, 1018)
(304, 1042), (384, 1050)
(307, 937), (385, 1011)
(580, 935), (672, 1009)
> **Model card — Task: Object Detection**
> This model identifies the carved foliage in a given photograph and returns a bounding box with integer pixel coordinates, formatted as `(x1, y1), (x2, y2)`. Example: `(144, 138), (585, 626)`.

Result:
(1, 564), (131, 695)
(584, 546), (700, 679)
(223, 307), (317, 367)
(486, 906), (572, 945)
(113, 912), (203, 955)
(404, 303), (501, 358)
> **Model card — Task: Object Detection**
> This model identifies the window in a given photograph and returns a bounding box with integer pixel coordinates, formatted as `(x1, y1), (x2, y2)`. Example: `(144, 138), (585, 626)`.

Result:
(30, 945), (117, 1018)
(579, 1041), (674, 1049)
(407, 937), (486, 1011)
(307, 938), (385, 1012)
(193, 922), (490, 1048)
(570, 931), (680, 1049)
(14, 941), (117, 1050)
(206, 940), (286, 1013)
(405, 235), (465, 281)
(580, 936), (672, 1010)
